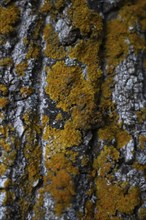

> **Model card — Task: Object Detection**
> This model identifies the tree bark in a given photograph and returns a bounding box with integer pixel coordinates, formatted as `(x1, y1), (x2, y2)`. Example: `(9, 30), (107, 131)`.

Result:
(0, 0), (146, 219)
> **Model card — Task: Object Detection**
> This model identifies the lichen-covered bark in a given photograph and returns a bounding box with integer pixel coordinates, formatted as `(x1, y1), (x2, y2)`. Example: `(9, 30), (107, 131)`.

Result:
(0, 0), (146, 219)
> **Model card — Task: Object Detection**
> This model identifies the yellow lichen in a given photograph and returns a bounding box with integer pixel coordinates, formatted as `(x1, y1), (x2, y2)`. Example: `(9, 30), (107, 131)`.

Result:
(40, 0), (65, 16)
(138, 207), (146, 220)
(45, 61), (97, 129)
(20, 87), (33, 98)
(26, 43), (40, 59)
(41, 115), (49, 127)
(0, 4), (20, 35)
(0, 84), (8, 95)
(93, 146), (120, 177)
(0, 139), (11, 152)
(98, 122), (131, 148)
(55, 112), (63, 121)
(32, 188), (45, 220)
(44, 153), (78, 215)
(69, 39), (102, 87)
(133, 162), (146, 171)
(0, 163), (7, 175)
(139, 135), (146, 150)
(136, 108), (146, 124)
(43, 120), (82, 154)
(15, 61), (28, 76)
(43, 24), (66, 59)
(95, 178), (140, 219)
(116, 130), (131, 148)
(68, 0), (102, 36)
(0, 57), (13, 67)
(105, 0), (146, 73)
(0, 97), (9, 109)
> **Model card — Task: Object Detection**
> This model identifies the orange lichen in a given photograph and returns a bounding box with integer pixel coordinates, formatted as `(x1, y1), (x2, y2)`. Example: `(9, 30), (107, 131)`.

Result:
(32, 188), (45, 220)
(105, 0), (146, 73)
(69, 39), (102, 87)
(133, 162), (146, 171)
(0, 4), (20, 35)
(26, 43), (40, 59)
(44, 153), (78, 215)
(138, 207), (146, 220)
(95, 178), (140, 219)
(0, 57), (13, 66)
(0, 163), (7, 175)
(41, 115), (49, 127)
(55, 112), (63, 121)
(20, 86), (33, 98)
(0, 139), (11, 152)
(43, 120), (82, 154)
(93, 146), (120, 177)
(40, 0), (65, 15)
(0, 84), (8, 95)
(136, 108), (146, 124)
(98, 122), (131, 148)
(43, 24), (66, 59)
(15, 61), (28, 76)
(0, 97), (9, 109)
(68, 0), (102, 36)
(106, 19), (128, 72)
(139, 135), (146, 150)
(45, 61), (97, 129)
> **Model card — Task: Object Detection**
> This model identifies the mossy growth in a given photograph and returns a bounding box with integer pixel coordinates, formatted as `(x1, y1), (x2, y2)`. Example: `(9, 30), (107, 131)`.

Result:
(93, 146), (120, 177)
(45, 61), (97, 129)
(0, 4), (20, 35)
(68, 0), (103, 36)
(43, 24), (66, 59)
(98, 122), (131, 148)
(0, 97), (9, 109)
(44, 153), (78, 215)
(0, 57), (13, 67)
(15, 61), (28, 76)
(95, 178), (140, 219)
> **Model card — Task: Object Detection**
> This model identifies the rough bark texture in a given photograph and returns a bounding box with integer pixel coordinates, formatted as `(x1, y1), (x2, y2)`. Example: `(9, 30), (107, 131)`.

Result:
(0, 0), (146, 219)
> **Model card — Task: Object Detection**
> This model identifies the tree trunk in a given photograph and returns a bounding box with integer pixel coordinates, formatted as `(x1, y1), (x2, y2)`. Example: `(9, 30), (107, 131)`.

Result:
(0, 0), (146, 219)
